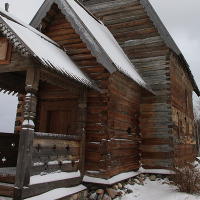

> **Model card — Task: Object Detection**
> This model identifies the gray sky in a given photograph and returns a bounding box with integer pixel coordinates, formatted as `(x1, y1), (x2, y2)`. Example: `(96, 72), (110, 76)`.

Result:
(0, 0), (199, 132)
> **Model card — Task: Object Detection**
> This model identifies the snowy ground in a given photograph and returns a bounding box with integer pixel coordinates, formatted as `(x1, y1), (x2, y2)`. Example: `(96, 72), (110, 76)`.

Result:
(116, 178), (200, 200)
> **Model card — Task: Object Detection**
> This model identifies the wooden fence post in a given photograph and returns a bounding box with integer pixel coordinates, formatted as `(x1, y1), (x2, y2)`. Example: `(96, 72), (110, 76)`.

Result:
(14, 68), (39, 200)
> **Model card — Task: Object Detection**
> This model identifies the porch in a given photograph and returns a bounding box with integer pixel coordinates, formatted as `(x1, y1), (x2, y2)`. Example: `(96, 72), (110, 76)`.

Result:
(0, 64), (88, 199)
(0, 131), (85, 199)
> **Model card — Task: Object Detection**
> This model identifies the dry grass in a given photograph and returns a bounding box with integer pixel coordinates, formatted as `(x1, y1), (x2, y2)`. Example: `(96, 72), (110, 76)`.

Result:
(171, 162), (200, 194)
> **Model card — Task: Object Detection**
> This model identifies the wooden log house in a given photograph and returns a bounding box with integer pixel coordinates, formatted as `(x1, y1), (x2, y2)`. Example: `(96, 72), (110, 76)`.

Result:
(0, 0), (199, 199)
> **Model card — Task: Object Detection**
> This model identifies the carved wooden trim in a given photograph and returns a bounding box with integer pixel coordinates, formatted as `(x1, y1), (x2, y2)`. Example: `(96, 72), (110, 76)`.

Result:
(15, 68), (40, 198)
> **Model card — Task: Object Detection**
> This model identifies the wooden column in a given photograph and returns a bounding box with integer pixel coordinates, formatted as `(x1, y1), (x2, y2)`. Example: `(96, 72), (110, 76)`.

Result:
(14, 94), (25, 134)
(14, 68), (39, 200)
(78, 86), (87, 178)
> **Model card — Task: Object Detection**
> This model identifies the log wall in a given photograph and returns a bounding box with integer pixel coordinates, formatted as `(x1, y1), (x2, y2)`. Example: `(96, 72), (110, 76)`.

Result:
(85, 0), (173, 170)
(170, 52), (196, 164)
(41, 4), (111, 178)
(107, 72), (141, 177)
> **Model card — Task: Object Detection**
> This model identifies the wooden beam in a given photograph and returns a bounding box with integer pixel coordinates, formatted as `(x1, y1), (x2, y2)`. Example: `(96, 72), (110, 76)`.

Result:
(0, 65), (27, 73)
(78, 87), (87, 177)
(14, 68), (40, 200)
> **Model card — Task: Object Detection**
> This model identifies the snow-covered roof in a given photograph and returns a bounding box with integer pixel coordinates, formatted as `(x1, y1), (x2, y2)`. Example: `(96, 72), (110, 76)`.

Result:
(30, 0), (152, 92)
(0, 7), (97, 89)
(66, 0), (149, 90)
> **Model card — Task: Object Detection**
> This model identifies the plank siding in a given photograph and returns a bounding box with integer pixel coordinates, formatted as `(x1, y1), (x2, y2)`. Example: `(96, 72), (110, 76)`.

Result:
(170, 52), (196, 164)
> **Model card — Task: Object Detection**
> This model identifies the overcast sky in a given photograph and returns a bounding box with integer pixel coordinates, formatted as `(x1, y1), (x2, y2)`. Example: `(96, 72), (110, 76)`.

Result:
(0, 0), (199, 132)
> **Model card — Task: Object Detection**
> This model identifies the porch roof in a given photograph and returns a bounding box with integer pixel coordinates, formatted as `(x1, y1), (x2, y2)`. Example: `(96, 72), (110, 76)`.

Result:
(0, 8), (98, 90)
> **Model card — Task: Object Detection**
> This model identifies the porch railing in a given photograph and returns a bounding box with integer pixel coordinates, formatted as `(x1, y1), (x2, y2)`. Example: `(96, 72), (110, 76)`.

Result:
(31, 132), (84, 176)
(0, 131), (85, 175)
(0, 132), (19, 168)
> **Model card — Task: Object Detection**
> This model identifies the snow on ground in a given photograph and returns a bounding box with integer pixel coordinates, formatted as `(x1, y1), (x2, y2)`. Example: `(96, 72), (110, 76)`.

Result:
(116, 178), (200, 200)
(25, 184), (86, 200)
(30, 170), (80, 185)
(83, 168), (173, 184)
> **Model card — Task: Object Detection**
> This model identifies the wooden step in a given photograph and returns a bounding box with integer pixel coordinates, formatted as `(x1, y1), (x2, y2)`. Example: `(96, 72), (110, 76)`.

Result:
(0, 182), (14, 197)
(24, 185), (87, 200)
(0, 196), (12, 200)
(21, 171), (82, 199)
(0, 167), (16, 184)
(0, 174), (15, 184)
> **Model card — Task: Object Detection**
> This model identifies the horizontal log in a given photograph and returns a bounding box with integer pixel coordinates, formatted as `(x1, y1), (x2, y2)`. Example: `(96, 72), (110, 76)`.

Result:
(34, 132), (81, 141)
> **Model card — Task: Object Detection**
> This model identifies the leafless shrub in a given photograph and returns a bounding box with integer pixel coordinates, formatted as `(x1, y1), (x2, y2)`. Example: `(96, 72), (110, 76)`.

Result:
(171, 161), (200, 194)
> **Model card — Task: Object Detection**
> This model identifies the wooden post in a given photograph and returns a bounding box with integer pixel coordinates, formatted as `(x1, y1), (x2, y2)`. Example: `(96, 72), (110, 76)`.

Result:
(78, 86), (87, 178)
(14, 68), (39, 200)
(14, 94), (25, 134)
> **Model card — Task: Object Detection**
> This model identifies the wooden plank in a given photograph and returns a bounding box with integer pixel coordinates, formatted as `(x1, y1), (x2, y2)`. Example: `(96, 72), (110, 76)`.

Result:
(22, 177), (82, 199)
(0, 184), (14, 197)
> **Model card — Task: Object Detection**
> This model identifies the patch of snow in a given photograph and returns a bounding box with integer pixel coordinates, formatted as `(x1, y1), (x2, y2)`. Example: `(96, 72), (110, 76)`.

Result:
(116, 179), (200, 200)
(83, 171), (140, 185)
(139, 167), (175, 175)
(66, 0), (150, 91)
(62, 160), (72, 164)
(48, 161), (59, 165)
(86, 170), (100, 174)
(89, 142), (100, 144)
(30, 170), (81, 185)
(25, 184), (86, 200)
(33, 162), (44, 167)
(83, 168), (174, 184)
(111, 138), (133, 142)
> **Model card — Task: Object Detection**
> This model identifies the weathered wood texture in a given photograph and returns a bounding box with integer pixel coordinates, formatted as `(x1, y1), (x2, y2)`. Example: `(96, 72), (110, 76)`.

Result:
(31, 132), (81, 175)
(85, 0), (196, 169)
(15, 68), (39, 196)
(15, 94), (25, 134)
(170, 52), (196, 164)
(107, 72), (141, 177)
(85, 0), (172, 170)
(0, 37), (12, 64)
(85, 72), (142, 178)
(36, 82), (81, 135)
(0, 133), (19, 168)
(0, 49), (37, 94)
(41, 4), (111, 178)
